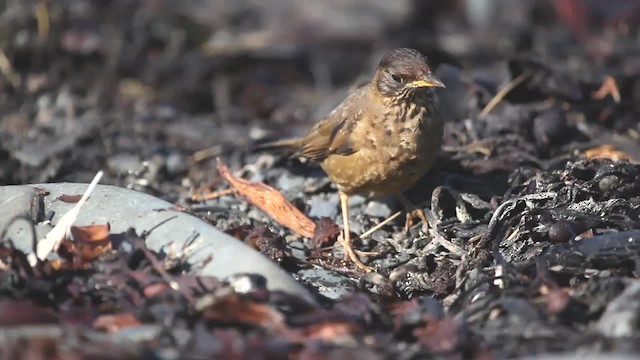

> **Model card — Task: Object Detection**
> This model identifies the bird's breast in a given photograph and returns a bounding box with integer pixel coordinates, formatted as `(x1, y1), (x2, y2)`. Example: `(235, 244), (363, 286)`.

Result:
(321, 96), (444, 197)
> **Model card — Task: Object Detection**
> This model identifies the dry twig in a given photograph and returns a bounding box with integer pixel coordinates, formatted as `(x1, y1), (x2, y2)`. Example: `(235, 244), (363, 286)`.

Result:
(478, 73), (530, 119)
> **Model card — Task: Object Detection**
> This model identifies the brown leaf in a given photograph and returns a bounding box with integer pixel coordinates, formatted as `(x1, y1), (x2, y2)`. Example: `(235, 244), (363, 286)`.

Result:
(413, 317), (462, 353)
(302, 321), (360, 342)
(216, 157), (316, 238)
(58, 224), (112, 266)
(583, 145), (635, 163)
(142, 282), (171, 299)
(310, 217), (340, 248)
(245, 226), (290, 263)
(70, 224), (111, 245)
(57, 194), (83, 203)
(0, 300), (58, 325)
(591, 75), (621, 103)
(200, 294), (290, 335)
(224, 224), (254, 243)
(93, 312), (141, 333)
(544, 288), (571, 315)
(389, 299), (420, 331)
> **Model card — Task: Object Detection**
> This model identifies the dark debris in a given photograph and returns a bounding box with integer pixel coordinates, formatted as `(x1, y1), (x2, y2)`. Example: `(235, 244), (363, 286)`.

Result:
(2, 0), (640, 358)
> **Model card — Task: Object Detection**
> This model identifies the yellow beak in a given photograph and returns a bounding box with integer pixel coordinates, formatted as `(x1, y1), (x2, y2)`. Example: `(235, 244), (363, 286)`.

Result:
(409, 74), (445, 88)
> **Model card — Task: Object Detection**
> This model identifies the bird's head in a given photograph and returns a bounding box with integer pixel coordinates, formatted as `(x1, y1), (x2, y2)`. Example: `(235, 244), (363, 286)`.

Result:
(373, 48), (445, 99)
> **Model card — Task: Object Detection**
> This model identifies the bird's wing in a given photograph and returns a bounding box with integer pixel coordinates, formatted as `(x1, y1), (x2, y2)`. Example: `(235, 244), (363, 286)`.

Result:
(296, 87), (367, 162)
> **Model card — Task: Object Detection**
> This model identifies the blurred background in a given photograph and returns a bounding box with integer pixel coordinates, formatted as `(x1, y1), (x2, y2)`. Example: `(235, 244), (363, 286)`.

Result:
(0, 0), (638, 198)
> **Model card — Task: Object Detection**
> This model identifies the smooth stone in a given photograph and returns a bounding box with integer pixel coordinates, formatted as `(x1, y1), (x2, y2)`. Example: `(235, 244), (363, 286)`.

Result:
(308, 194), (339, 219)
(106, 153), (143, 174)
(276, 173), (306, 193)
(364, 200), (392, 218)
(298, 268), (356, 301)
(0, 186), (52, 254)
(0, 183), (316, 304)
(596, 279), (640, 337)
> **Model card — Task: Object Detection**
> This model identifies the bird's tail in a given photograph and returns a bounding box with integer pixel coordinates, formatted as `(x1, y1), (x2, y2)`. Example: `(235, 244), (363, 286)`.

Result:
(252, 138), (303, 153)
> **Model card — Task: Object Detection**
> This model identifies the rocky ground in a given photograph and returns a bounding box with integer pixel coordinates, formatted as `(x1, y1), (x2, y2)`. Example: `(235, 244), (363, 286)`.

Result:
(1, 0), (640, 359)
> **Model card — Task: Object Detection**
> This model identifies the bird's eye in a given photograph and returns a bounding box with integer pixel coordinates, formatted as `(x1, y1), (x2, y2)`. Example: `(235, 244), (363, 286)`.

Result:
(391, 74), (404, 84)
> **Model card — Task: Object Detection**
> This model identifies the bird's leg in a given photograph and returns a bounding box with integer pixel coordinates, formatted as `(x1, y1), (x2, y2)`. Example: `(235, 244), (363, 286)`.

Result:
(398, 194), (430, 232)
(338, 191), (374, 272)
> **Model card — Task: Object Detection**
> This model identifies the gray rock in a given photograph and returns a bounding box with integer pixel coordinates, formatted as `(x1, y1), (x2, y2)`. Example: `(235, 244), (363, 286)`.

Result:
(348, 195), (367, 208)
(308, 194), (339, 218)
(0, 186), (52, 254)
(11, 111), (99, 167)
(364, 200), (392, 218)
(298, 268), (356, 301)
(107, 153), (143, 174)
(596, 279), (640, 337)
(276, 173), (306, 193)
(0, 183), (316, 304)
(165, 152), (187, 175)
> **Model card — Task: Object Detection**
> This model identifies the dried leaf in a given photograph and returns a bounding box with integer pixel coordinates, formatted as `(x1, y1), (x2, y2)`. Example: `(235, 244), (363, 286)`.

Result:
(310, 217), (340, 248)
(413, 317), (462, 353)
(70, 224), (111, 244)
(216, 157), (316, 238)
(200, 293), (288, 334)
(302, 321), (359, 342)
(591, 75), (621, 103)
(93, 312), (141, 333)
(244, 226), (290, 263)
(29, 170), (104, 266)
(57, 194), (83, 203)
(55, 223), (112, 268)
(583, 145), (635, 163)
(142, 282), (171, 298)
(544, 288), (571, 315)
(0, 301), (58, 325)
(64, 223), (113, 262)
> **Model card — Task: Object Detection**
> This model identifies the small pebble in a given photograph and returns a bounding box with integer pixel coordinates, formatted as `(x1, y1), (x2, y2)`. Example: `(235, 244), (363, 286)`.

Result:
(166, 152), (187, 175)
(548, 221), (572, 243)
(297, 268), (356, 301)
(364, 200), (392, 218)
(308, 194), (339, 218)
(598, 175), (619, 192)
(548, 220), (587, 243)
(348, 195), (367, 208)
(276, 173), (306, 193)
(107, 153), (142, 174)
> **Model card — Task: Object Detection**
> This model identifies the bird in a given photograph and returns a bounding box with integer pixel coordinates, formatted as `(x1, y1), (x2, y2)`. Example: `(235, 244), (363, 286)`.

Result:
(256, 48), (446, 272)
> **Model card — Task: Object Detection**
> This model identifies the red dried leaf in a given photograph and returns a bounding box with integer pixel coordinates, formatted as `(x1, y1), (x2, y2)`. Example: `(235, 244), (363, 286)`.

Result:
(413, 318), (462, 353)
(245, 226), (290, 263)
(143, 282), (171, 299)
(0, 300), (58, 325)
(58, 224), (113, 267)
(57, 194), (83, 203)
(224, 224), (254, 243)
(70, 224), (111, 244)
(302, 321), (360, 342)
(545, 288), (571, 315)
(216, 157), (316, 238)
(93, 312), (141, 333)
(310, 217), (340, 248)
(591, 75), (621, 103)
(200, 294), (288, 334)
(583, 145), (635, 163)
(388, 299), (420, 331)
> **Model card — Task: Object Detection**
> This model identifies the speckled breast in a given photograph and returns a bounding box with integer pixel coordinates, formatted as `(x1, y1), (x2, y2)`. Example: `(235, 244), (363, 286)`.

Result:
(321, 94), (444, 197)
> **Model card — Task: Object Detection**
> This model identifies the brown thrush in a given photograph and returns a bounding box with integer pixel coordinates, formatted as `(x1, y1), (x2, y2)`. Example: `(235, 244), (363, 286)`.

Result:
(257, 48), (446, 272)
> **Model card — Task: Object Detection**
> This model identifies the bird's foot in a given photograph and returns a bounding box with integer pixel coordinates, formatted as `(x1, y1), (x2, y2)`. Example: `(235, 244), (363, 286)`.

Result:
(404, 208), (430, 232)
(337, 233), (374, 272)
